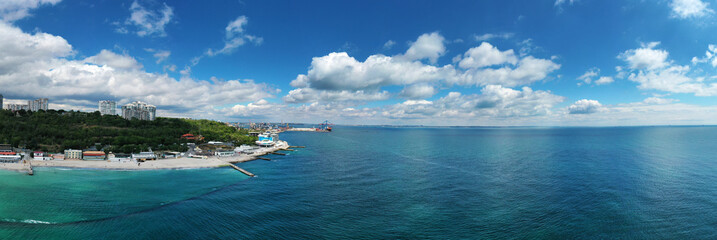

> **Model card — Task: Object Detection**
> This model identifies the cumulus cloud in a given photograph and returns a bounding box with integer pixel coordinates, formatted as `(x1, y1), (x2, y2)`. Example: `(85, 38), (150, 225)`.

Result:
(568, 99), (602, 114)
(671, 0), (712, 18)
(381, 85), (564, 119)
(618, 43), (717, 96)
(0, 21), (273, 118)
(399, 32), (446, 64)
(453, 55), (560, 87)
(0, 0), (61, 22)
(458, 42), (518, 69)
(122, 0), (174, 37)
(399, 84), (437, 99)
(283, 87), (389, 103)
(285, 32), (560, 105)
(618, 42), (669, 70)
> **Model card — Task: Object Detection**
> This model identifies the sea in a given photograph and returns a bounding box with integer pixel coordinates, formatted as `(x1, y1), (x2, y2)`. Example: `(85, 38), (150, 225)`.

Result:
(2, 126), (717, 239)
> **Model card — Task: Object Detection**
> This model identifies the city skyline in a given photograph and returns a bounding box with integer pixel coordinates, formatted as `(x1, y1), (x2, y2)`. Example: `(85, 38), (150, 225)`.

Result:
(3, 1), (717, 125)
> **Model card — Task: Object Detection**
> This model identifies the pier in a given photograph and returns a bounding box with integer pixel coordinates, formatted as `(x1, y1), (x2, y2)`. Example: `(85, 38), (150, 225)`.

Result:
(270, 152), (286, 156)
(228, 163), (255, 177)
(289, 146), (305, 148)
(256, 157), (271, 161)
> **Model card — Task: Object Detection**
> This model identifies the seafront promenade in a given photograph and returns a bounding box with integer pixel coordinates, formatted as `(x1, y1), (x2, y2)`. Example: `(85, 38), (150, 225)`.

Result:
(0, 141), (291, 172)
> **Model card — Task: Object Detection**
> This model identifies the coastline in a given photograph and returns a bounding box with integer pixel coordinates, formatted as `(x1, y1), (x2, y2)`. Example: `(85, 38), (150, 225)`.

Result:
(0, 141), (291, 172)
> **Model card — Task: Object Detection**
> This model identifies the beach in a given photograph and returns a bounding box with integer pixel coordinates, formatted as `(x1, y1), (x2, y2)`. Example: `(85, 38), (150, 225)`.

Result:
(0, 141), (290, 172)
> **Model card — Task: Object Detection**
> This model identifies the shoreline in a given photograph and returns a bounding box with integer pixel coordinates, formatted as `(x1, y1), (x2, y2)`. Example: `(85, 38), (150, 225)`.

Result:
(0, 141), (291, 173)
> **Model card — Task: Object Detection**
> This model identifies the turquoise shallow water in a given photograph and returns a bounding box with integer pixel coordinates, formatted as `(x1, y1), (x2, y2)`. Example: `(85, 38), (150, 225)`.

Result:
(2, 126), (717, 239)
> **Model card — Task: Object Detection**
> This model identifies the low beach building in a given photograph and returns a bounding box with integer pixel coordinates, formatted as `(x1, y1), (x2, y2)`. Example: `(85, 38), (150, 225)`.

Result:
(0, 152), (22, 163)
(64, 149), (82, 160)
(33, 152), (51, 161)
(132, 152), (156, 161)
(215, 151), (235, 157)
(108, 153), (132, 162)
(82, 151), (106, 161)
(163, 152), (181, 159)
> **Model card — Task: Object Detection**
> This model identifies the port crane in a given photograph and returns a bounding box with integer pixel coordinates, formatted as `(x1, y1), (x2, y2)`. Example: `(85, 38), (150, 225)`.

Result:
(319, 120), (333, 132)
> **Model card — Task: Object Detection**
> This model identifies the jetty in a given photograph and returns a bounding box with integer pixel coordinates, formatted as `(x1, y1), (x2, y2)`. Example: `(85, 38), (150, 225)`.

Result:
(256, 157), (271, 161)
(228, 163), (254, 177)
(270, 152), (286, 156)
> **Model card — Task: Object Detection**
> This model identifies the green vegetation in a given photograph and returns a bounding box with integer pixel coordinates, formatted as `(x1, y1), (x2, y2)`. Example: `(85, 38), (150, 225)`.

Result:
(0, 109), (256, 153)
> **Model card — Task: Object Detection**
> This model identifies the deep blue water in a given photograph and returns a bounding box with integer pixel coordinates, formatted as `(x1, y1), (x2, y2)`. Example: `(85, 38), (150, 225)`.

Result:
(3, 126), (717, 239)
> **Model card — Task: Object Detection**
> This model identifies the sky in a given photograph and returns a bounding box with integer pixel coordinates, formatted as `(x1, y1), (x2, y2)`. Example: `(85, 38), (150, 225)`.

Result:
(3, 0), (717, 126)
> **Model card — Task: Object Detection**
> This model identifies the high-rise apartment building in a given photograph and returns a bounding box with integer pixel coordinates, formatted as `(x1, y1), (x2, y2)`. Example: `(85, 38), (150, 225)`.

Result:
(121, 101), (156, 121)
(28, 98), (48, 111)
(0, 94), (3, 110)
(99, 100), (117, 115)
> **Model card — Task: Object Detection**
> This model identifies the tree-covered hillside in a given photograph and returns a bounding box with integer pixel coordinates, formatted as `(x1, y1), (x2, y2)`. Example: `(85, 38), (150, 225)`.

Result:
(0, 109), (255, 153)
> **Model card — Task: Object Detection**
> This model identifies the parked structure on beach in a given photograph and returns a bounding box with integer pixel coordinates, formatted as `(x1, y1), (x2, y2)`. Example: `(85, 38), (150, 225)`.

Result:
(99, 100), (117, 115)
(121, 101), (156, 121)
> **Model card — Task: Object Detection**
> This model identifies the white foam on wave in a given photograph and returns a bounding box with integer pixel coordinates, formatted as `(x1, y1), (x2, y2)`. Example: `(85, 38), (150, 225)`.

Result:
(2, 218), (55, 224)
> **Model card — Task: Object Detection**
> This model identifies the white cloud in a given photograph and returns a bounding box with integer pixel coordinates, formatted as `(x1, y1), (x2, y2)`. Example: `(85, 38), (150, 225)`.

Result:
(145, 49), (171, 64)
(671, 0), (712, 19)
(568, 99), (602, 114)
(618, 42), (669, 70)
(123, 0), (173, 37)
(453, 55), (560, 87)
(286, 33), (560, 104)
(577, 68), (599, 84)
(691, 44), (717, 67)
(643, 97), (678, 104)
(399, 84), (437, 99)
(283, 88), (389, 103)
(0, 0), (61, 22)
(0, 21), (273, 118)
(458, 42), (518, 69)
(474, 33), (514, 41)
(399, 32), (446, 64)
(618, 44), (717, 96)
(85, 50), (142, 70)
(554, 0), (576, 7)
(383, 40), (396, 49)
(382, 85), (564, 119)
(594, 76), (614, 85)
(193, 15), (262, 65)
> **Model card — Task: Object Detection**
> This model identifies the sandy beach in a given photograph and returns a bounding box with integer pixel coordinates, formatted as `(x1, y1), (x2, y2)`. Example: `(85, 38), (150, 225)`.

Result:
(0, 141), (291, 172)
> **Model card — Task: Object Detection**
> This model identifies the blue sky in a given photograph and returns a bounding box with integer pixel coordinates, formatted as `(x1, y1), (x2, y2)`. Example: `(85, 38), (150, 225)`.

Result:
(3, 0), (717, 125)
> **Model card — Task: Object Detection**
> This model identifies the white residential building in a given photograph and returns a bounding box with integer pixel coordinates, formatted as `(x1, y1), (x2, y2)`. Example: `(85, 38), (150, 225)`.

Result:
(99, 100), (117, 115)
(28, 98), (48, 111)
(121, 101), (156, 121)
